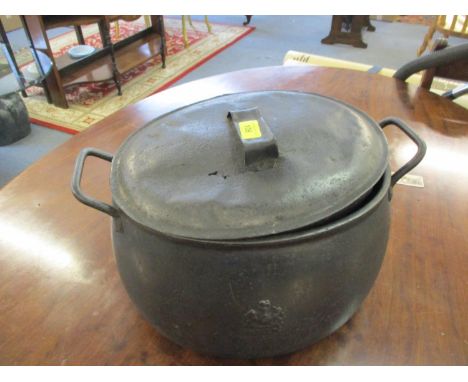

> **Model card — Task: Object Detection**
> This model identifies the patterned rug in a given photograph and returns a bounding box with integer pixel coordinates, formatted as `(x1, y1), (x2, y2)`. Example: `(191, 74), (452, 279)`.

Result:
(22, 17), (254, 134)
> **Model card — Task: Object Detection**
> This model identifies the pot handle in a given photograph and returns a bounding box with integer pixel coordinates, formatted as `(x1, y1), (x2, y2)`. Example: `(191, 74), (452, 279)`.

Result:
(71, 147), (119, 217)
(379, 117), (427, 187)
(227, 107), (279, 172)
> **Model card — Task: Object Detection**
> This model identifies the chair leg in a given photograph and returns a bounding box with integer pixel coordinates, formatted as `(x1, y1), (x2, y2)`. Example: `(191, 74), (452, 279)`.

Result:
(182, 16), (189, 48)
(144, 15), (151, 28)
(114, 21), (120, 40)
(417, 17), (438, 56)
(204, 16), (212, 33)
(188, 16), (194, 28)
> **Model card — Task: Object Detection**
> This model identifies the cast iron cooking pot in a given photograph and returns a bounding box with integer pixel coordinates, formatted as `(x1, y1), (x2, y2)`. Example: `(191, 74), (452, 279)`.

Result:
(71, 91), (426, 359)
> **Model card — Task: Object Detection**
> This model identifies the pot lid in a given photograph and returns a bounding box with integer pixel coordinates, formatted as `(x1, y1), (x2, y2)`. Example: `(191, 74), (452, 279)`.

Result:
(111, 91), (388, 240)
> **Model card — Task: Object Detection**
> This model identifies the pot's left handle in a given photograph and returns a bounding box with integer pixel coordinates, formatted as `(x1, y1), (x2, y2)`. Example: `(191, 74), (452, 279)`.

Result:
(71, 147), (119, 217)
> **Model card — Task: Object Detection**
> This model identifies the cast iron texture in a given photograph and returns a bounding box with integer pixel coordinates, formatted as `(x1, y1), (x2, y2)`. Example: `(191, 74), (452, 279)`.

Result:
(227, 107), (280, 171)
(110, 170), (391, 359)
(110, 91), (389, 240)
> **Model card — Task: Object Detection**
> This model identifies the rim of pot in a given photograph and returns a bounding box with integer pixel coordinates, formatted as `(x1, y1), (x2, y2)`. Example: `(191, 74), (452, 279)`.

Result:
(110, 90), (390, 241)
(114, 167), (391, 249)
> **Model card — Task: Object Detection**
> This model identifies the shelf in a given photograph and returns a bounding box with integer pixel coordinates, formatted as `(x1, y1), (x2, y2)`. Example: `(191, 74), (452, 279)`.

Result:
(62, 33), (162, 87)
(42, 15), (103, 30)
(55, 47), (108, 74)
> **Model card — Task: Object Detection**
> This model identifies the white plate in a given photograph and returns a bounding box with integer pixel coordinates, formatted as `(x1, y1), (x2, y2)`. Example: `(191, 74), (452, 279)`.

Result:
(26, 63), (39, 75)
(68, 45), (96, 59)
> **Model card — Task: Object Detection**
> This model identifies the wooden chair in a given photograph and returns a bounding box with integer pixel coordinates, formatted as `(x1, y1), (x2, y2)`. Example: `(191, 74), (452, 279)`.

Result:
(182, 16), (212, 48)
(417, 15), (468, 56)
(113, 16), (150, 40)
(394, 38), (468, 100)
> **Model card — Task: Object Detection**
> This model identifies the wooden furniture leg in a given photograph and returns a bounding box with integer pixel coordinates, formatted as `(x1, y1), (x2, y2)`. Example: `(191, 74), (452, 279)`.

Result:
(22, 16), (69, 108)
(151, 16), (166, 68)
(364, 16), (376, 32)
(74, 25), (85, 44)
(350, 16), (368, 48)
(182, 16), (212, 48)
(0, 19), (28, 98)
(204, 16), (212, 33)
(101, 18), (122, 96)
(182, 16), (189, 48)
(321, 16), (343, 45)
(20, 16), (52, 103)
(244, 16), (252, 25)
(114, 21), (120, 40)
(321, 15), (368, 48)
(144, 16), (151, 28)
(417, 16), (439, 56)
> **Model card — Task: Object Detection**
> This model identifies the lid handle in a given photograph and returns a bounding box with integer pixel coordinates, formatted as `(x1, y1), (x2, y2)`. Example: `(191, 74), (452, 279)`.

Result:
(227, 107), (279, 171)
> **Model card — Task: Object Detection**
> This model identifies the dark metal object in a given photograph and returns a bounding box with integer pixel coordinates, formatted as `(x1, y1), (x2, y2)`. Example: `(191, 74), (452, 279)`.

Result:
(227, 107), (279, 171)
(71, 91), (426, 359)
(110, 169), (391, 358)
(71, 147), (119, 217)
(393, 42), (468, 82)
(109, 91), (390, 240)
(442, 83), (468, 100)
(379, 117), (427, 187)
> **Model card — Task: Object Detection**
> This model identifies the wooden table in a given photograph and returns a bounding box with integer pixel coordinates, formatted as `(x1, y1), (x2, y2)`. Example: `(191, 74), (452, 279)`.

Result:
(0, 66), (467, 365)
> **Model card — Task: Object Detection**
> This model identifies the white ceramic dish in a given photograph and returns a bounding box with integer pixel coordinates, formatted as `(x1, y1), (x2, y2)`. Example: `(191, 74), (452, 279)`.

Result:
(68, 45), (96, 59)
(26, 63), (39, 75)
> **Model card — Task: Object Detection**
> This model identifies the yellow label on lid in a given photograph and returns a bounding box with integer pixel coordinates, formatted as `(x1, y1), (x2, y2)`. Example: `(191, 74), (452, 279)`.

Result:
(239, 120), (262, 140)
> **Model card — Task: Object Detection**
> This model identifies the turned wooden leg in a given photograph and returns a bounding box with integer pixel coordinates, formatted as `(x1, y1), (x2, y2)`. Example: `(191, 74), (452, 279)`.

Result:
(417, 17), (438, 56)
(114, 21), (120, 40)
(182, 15), (189, 48)
(74, 25), (85, 44)
(150, 15), (166, 68)
(144, 15), (151, 28)
(100, 19), (122, 96)
(204, 16), (212, 33)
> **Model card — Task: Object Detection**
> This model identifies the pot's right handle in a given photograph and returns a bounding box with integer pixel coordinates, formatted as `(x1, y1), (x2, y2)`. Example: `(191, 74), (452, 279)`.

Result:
(71, 147), (119, 217)
(379, 117), (427, 187)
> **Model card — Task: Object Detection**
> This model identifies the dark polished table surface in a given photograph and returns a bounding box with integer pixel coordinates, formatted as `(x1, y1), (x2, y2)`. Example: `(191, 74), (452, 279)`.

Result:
(0, 66), (467, 365)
